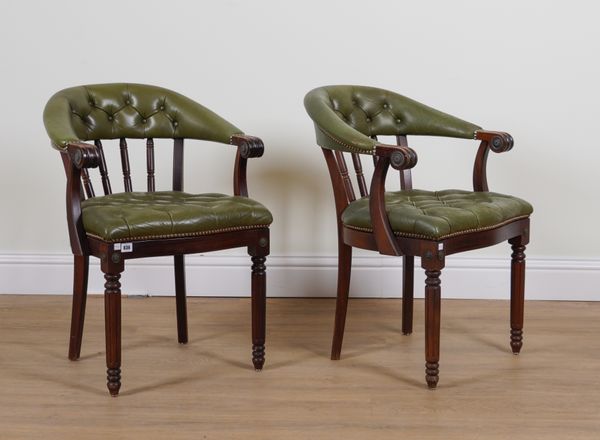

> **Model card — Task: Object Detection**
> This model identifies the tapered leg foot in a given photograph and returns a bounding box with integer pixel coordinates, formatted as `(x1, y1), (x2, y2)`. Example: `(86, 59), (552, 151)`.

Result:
(69, 255), (89, 360)
(252, 343), (265, 370)
(425, 361), (439, 389)
(331, 244), (352, 360)
(251, 255), (266, 371)
(510, 238), (526, 355)
(510, 329), (523, 354)
(107, 367), (121, 396)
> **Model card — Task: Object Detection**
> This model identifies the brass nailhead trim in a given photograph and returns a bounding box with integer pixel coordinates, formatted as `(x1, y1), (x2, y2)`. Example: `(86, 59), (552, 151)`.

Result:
(86, 224), (270, 243)
(344, 215), (530, 241)
(318, 127), (375, 155)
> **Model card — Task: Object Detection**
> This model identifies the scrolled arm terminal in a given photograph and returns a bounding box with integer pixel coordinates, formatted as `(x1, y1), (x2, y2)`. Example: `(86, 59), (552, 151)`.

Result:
(66, 142), (101, 169)
(230, 134), (265, 198)
(374, 144), (418, 170)
(230, 134), (265, 159)
(475, 130), (514, 153)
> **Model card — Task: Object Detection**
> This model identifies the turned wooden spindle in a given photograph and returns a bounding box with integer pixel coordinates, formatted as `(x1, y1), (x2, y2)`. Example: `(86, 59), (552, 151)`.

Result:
(334, 151), (356, 202)
(146, 138), (155, 192)
(251, 255), (266, 370)
(94, 140), (112, 195)
(104, 272), (121, 396)
(119, 138), (132, 192)
(424, 269), (441, 389)
(173, 138), (184, 191)
(350, 153), (368, 197)
(510, 239), (526, 354)
(80, 168), (95, 198)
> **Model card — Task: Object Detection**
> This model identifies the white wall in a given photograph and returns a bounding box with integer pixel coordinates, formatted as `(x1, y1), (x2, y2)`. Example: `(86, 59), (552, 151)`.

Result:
(0, 1), (598, 297)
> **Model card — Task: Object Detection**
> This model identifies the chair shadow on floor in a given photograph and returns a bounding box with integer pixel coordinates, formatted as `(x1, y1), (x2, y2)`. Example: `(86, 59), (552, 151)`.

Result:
(448, 321), (507, 352)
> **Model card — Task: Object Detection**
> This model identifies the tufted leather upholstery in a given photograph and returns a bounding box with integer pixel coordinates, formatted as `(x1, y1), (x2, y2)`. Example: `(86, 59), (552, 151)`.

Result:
(81, 191), (273, 242)
(43, 83), (243, 149)
(304, 85), (481, 153)
(342, 190), (532, 240)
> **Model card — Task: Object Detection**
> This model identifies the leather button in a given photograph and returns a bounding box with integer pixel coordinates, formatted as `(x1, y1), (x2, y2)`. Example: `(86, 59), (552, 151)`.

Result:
(383, 103), (389, 109)
(396, 119), (402, 123)
(142, 119), (147, 123)
(108, 116), (113, 121)
(366, 117), (371, 122)
(160, 105), (165, 110)
(173, 121), (179, 127)
(125, 100), (130, 105)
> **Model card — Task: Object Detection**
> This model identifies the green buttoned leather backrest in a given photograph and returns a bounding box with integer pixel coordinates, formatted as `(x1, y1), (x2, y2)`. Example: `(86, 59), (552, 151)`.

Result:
(304, 85), (482, 153)
(43, 83), (243, 149)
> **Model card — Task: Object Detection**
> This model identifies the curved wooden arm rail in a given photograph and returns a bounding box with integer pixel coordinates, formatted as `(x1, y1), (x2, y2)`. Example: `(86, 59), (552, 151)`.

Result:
(305, 85), (532, 389)
(44, 83), (272, 396)
(473, 130), (514, 191)
(231, 134), (265, 197)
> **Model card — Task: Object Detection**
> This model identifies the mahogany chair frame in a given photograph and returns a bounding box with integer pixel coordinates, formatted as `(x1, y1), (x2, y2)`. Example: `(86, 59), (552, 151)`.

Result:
(61, 134), (268, 396)
(323, 130), (529, 388)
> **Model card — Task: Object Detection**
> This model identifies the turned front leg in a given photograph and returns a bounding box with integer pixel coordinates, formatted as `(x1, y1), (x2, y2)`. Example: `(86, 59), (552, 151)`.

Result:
(509, 237), (526, 354)
(251, 256), (266, 370)
(424, 269), (442, 389)
(104, 272), (122, 396)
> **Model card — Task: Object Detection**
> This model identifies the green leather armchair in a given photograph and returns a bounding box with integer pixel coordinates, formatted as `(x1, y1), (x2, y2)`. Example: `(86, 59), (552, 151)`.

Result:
(44, 83), (272, 396)
(304, 85), (532, 388)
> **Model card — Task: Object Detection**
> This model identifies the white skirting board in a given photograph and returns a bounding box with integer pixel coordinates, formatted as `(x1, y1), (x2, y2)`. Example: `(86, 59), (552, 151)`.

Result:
(0, 253), (598, 300)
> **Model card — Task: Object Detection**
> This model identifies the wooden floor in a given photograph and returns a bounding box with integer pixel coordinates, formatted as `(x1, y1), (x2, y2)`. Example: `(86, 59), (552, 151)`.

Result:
(0, 296), (598, 439)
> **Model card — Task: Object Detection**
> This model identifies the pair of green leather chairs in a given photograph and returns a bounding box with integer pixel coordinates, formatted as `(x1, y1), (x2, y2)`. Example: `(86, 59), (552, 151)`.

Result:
(44, 83), (532, 395)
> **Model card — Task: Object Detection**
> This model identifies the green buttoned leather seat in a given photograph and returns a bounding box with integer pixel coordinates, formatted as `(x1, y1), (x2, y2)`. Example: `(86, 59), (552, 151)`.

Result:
(81, 192), (273, 242)
(305, 85), (532, 240)
(341, 190), (532, 240)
